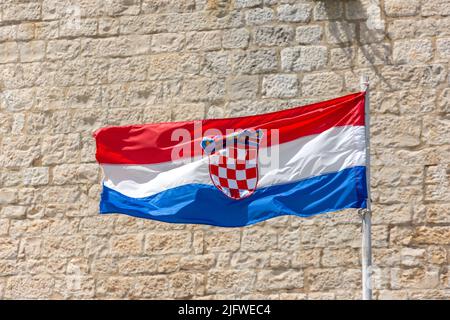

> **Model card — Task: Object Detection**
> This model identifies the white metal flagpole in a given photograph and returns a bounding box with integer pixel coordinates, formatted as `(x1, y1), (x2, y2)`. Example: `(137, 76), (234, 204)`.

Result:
(360, 75), (372, 300)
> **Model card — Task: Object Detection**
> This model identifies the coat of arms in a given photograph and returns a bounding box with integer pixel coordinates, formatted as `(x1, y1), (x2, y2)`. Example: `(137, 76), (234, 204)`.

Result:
(201, 129), (263, 200)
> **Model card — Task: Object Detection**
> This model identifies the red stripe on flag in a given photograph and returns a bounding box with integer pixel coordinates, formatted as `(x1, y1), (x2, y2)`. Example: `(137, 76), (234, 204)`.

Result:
(94, 92), (365, 164)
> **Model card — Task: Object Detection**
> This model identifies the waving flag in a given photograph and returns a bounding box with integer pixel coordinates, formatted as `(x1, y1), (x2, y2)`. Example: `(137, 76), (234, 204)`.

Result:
(94, 92), (367, 227)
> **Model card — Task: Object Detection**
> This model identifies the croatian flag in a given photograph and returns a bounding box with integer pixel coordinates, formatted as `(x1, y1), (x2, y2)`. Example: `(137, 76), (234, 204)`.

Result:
(94, 92), (368, 227)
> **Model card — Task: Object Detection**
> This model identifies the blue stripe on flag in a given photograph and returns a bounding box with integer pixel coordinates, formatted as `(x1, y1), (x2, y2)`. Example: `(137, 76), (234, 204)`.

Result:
(100, 166), (367, 227)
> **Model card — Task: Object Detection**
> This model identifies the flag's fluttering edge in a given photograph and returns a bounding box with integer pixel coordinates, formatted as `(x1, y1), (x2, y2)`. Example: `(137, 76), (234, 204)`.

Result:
(94, 92), (367, 227)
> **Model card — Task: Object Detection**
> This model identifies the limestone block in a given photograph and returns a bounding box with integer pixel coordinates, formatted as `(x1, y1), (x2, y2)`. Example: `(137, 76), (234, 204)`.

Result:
(384, 0), (420, 17)
(144, 231), (192, 254)
(295, 25), (323, 44)
(277, 3), (312, 23)
(232, 49), (278, 74)
(262, 74), (298, 98)
(245, 7), (275, 25)
(204, 230), (241, 252)
(241, 228), (277, 252)
(222, 28), (250, 49)
(254, 25), (294, 47)
(281, 46), (327, 72)
(393, 39), (433, 64)
(226, 76), (259, 100)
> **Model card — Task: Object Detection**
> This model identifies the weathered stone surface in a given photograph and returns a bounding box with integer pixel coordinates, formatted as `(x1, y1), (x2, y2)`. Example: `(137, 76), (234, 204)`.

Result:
(409, 290), (450, 300)
(2, 88), (35, 112)
(0, 238), (18, 259)
(301, 72), (343, 96)
(278, 3), (312, 23)
(373, 248), (401, 267)
(253, 26), (294, 47)
(181, 254), (216, 271)
(169, 272), (197, 298)
(95, 276), (132, 298)
(144, 231), (191, 254)
(171, 103), (205, 121)
(206, 270), (255, 294)
(226, 76), (259, 100)
(231, 252), (270, 269)
(281, 46), (327, 72)
(436, 38), (450, 59)
(98, 18), (120, 36)
(234, 0), (262, 9)
(278, 229), (300, 251)
(375, 89), (436, 114)
(245, 7), (274, 26)
(18, 41), (45, 63)
(118, 257), (158, 275)
(422, 0), (450, 17)
(205, 230), (241, 253)
(372, 115), (421, 147)
(1, 136), (40, 168)
(391, 268), (440, 289)
(133, 275), (169, 298)
(384, 0), (420, 17)
(255, 270), (304, 291)
(81, 36), (151, 58)
(110, 235), (143, 257)
(241, 228), (277, 252)
(52, 164), (99, 185)
(23, 168), (49, 186)
(181, 77), (225, 101)
(262, 74), (298, 98)
(151, 33), (185, 53)
(5, 276), (53, 299)
(300, 224), (360, 248)
(422, 116), (450, 146)
(0, 190), (16, 205)
(41, 134), (80, 165)
(142, 0), (195, 13)
(222, 28), (250, 49)
(0, 26), (17, 42)
(423, 203), (450, 224)
(308, 268), (360, 291)
(372, 204), (412, 225)
(46, 40), (81, 61)
(119, 15), (163, 34)
(393, 40), (433, 64)
(412, 227), (450, 245)
(372, 165), (422, 187)
(3, 3), (41, 22)
(1, 206), (27, 219)
(186, 31), (222, 51)
(201, 51), (231, 76)
(295, 25), (322, 44)
(232, 49), (278, 74)
(292, 248), (321, 268)
(321, 248), (359, 267)
(401, 248), (426, 267)
(426, 246), (447, 265)
(326, 21), (356, 44)
(330, 47), (355, 69)
(313, 0), (343, 21)
(148, 52), (200, 80)
(357, 43), (391, 66)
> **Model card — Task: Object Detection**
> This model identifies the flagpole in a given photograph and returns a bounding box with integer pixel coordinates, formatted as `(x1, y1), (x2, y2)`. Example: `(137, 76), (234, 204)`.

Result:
(360, 75), (372, 300)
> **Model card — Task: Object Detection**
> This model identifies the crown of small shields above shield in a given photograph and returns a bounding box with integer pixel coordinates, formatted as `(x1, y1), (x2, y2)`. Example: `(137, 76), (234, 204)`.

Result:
(201, 129), (263, 200)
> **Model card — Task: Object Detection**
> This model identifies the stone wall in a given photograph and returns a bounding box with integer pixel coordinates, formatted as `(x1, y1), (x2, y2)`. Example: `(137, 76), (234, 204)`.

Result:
(0, 0), (449, 299)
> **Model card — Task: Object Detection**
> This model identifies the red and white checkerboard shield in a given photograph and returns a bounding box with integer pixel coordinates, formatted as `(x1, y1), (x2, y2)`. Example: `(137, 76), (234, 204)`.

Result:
(201, 129), (262, 200)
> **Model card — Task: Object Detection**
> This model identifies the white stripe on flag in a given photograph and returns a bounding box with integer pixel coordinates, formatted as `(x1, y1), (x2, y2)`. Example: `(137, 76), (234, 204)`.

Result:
(102, 125), (366, 198)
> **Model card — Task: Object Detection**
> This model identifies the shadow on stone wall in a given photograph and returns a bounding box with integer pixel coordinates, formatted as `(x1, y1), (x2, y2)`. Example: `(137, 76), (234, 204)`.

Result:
(321, 0), (390, 87)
